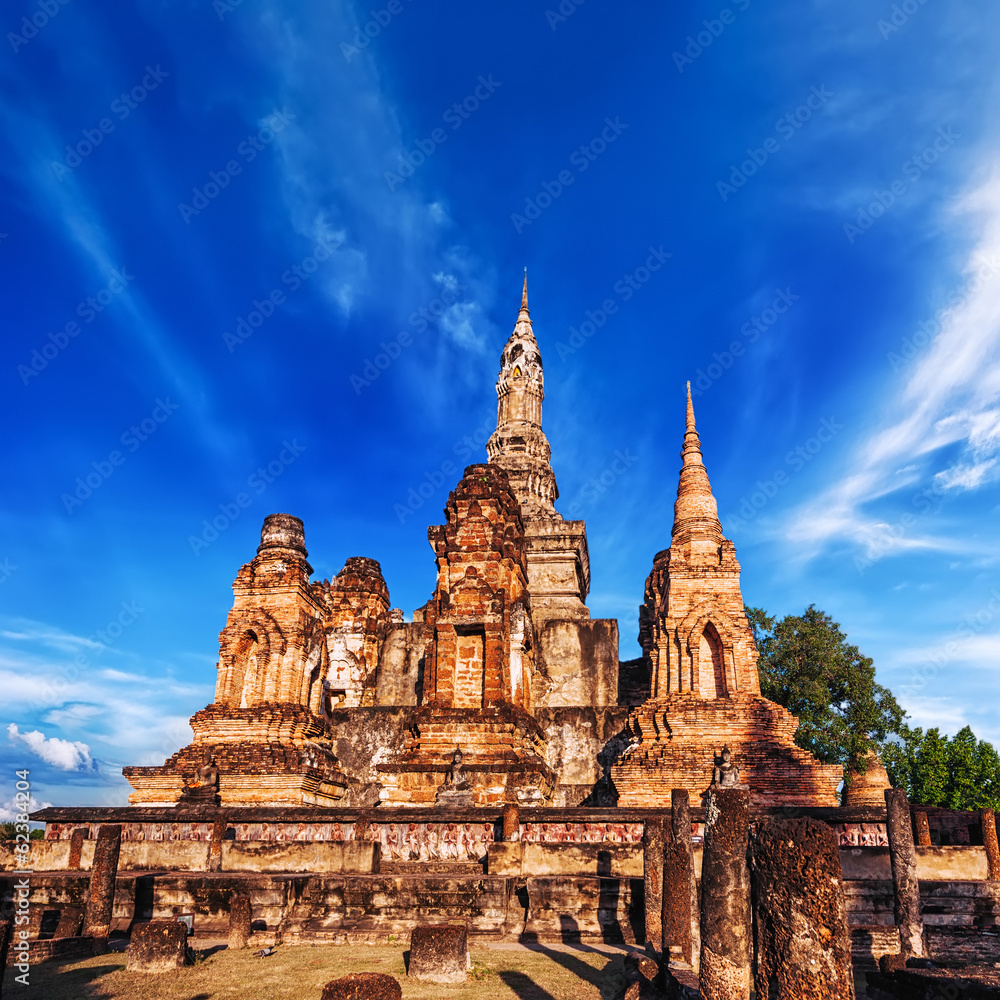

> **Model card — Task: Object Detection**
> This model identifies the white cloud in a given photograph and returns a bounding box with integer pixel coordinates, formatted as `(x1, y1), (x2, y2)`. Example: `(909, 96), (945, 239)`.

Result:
(896, 696), (971, 736)
(0, 623), (103, 653)
(934, 458), (998, 490)
(784, 170), (1000, 558)
(0, 793), (53, 824)
(896, 632), (1000, 670)
(7, 724), (94, 771)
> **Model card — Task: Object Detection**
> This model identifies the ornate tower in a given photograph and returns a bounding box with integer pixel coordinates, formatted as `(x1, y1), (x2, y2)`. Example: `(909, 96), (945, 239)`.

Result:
(376, 463), (555, 806)
(640, 384), (761, 698)
(486, 274), (591, 627)
(123, 514), (396, 808)
(612, 387), (842, 809)
(486, 273), (559, 516)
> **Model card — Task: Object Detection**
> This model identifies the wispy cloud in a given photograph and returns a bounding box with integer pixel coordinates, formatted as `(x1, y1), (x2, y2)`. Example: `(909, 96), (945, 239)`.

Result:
(784, 170), (1000, 560)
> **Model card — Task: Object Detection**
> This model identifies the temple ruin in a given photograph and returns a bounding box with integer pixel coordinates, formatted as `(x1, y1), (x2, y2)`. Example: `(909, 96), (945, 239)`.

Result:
(6, 278), (1000, 988)
(122, 274), (837, 814)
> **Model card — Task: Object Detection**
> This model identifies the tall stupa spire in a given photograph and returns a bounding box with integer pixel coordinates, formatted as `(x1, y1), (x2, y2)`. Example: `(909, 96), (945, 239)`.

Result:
(672, 382), (722, 550)
(486, 274), (558, 517)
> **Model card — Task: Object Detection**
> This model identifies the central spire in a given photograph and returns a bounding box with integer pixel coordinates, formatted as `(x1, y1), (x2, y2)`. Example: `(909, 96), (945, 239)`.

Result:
(672, 382), (722, 551)
(486, 273), (558, 517)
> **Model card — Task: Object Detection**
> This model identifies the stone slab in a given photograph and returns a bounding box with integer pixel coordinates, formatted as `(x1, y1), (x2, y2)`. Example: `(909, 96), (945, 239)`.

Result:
(126, 920), (188, 973)
(407, 924), (469, 984)
(221, 841), (380, 873)
(487, 842), (642, 877)
(321, 973), (402, 1000)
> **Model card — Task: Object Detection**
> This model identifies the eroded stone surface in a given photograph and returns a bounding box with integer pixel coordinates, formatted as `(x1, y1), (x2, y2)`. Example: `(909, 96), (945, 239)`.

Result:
(125, 919), (188, 973)
(982, 808), (1000, 881)
(82, 824), (121, 940)
(228, 891), (251, 949)
(885, 788), (925, 959)
(321, 972), (402, 1000)
(662, 789), (698, 967)
(407, 923), (469, 983)
(750, 816), (855, 999)
(699, 787), (750, 1000)
(643, 816), (664, 948)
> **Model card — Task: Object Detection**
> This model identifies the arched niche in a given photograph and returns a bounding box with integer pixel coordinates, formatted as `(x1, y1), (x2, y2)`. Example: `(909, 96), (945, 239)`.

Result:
(698, 622), (727, 699)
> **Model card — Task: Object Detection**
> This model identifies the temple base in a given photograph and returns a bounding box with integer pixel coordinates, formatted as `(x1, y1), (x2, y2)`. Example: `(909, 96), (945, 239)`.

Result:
(611, 693), (842, 809)
(124, 703), (348, 808)
(377, 704), (556, 807)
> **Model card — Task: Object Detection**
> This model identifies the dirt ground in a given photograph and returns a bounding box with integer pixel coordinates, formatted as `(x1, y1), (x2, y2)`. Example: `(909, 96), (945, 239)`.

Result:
(2, 942), (629, 1000)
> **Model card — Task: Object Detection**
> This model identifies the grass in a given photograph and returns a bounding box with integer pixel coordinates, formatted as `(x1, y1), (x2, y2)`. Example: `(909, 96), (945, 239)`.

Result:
(2, 943), (628, 1000)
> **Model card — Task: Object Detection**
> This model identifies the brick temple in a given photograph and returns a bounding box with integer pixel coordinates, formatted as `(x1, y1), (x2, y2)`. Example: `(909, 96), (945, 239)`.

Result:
(11, 278), (1000, 984)
(124, 275), (838, 811)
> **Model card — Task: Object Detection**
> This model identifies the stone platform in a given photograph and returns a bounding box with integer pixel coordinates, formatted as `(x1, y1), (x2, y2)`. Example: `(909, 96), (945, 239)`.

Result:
(612, 692), (843, 808)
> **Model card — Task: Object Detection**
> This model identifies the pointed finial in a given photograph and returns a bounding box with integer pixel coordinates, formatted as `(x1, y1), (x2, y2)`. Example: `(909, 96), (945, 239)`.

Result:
(682, 381), (702, 466)
(672, 381), (722, 544)
(520, 268), (529, 314)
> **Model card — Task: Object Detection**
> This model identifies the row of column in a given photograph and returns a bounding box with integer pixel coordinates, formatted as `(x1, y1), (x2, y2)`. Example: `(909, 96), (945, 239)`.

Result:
(643, 791), (1000, 998)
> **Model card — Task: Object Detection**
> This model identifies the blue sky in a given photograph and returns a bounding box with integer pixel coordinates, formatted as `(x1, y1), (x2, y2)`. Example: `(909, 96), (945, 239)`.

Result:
(2, 0), (1000, 816)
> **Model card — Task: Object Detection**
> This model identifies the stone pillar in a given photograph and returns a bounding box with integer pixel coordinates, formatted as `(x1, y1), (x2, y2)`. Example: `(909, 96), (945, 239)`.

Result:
(208, 814), (227, 872)
(82, 824), (122, 943)
(914, 811), (931, 847)
(0, 919), (12, 997)
(228, 892), (252, 950)
(981, 808), (1000, 881)
(698, 788), (751, 1000)
(69, 828), (88, 870)
(643, 814), (665, 949)
(885, 788), (924, 959)
(749, 816), (855, 999)
(662, 789), (699, 970)
(502, 803), (520, 842)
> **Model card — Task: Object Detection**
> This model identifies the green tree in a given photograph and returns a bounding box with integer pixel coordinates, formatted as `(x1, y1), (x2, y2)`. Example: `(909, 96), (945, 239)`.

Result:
(0, 823), (42, 840)
(947, 726), (980, 810)
(883, 725), (1000, 810)
(746, 604), (906, 774)
(913, 727), (951, 806)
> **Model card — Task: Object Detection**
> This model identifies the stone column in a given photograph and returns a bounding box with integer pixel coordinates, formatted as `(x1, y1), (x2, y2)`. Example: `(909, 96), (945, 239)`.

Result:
(750, 817), (855, 999)
(68, 828), (88, 870)
(82, 824), (122, 944)
(698, 788), (751, 1000)
(662, 789), (699, 970)
(885, 788), (924, 959)
(208, 814), (227, 872)
(914, 811), (932, 846)
(643, 815), (664, 949)
(228, 892), (252, 950)
(502, 803), (520, 842)
(981, 808), (1000, 881)
(0, 919), (12, 997)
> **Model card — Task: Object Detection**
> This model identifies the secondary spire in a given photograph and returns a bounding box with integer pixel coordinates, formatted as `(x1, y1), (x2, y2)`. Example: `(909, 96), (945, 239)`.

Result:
(672, 382), (722, 548)
(521, 268), (529, 315)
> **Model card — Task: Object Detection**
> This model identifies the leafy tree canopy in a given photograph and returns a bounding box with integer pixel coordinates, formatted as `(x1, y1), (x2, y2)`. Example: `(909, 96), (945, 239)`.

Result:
(881, 725), (1000, 811)
(747, 603), (1000, 810)
(746, 604), (906, 773)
